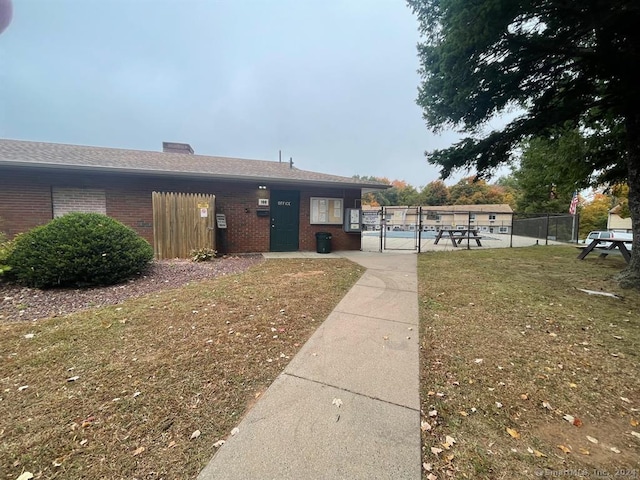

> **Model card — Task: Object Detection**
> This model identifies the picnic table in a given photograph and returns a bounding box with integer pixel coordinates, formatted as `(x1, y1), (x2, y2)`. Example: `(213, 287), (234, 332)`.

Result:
(576, 238), (632, 264)
(434, 228), (483, 247)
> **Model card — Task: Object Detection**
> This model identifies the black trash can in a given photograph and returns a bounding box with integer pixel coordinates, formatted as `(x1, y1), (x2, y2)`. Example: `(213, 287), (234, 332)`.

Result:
(315, 232), (332, 254)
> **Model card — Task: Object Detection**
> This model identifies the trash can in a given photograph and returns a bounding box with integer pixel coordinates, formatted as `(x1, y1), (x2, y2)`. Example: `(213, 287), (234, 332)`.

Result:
(315, 232), (332, 254)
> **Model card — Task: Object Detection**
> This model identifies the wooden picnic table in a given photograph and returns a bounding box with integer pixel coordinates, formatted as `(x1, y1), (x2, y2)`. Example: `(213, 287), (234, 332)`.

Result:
(433, 228), (483, 247)
(576, 238), (632, 264)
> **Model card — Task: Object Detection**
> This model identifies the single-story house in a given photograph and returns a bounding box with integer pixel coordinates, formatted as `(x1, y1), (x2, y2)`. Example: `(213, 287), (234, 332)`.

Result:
(0, 139), (388, 256)
(363, 204), (514, 233)
(607, 204), (632, 233)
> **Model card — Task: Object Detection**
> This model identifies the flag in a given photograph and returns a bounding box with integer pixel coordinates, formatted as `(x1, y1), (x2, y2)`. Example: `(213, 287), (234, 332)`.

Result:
(569, 191), (578, 215)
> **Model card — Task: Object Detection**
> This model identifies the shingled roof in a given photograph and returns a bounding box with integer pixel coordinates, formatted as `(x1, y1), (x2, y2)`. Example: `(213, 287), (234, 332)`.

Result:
(0, 139), (389, 190)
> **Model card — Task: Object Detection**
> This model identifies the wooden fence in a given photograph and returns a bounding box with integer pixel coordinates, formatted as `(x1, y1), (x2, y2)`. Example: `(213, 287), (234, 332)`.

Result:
(152, 192), (216, 259)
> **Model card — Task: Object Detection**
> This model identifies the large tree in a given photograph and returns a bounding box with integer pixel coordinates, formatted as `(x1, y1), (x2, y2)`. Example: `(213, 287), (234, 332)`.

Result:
(408, 0), (640, 287)
(513, 127), (591, 213)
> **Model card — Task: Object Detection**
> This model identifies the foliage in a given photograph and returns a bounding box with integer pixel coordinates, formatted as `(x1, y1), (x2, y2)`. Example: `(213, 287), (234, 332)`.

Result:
(610, 183), (630, 218)
(419, 180), (450, 206)
(357, 175), (513, 207)
(579, 193), (611, 238)
(448, 176), (509, 205)
(355, 175), (421, 206)
(191, 247), (217, 262)
(408, 0), (640, 287)
(0, 230), (12, 277)
(513, 128), (592, 213)
(6, 213), (153, 288)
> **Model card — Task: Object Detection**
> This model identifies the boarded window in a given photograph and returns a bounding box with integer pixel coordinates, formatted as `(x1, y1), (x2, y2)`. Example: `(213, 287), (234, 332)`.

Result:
(52, 187), (106, 218)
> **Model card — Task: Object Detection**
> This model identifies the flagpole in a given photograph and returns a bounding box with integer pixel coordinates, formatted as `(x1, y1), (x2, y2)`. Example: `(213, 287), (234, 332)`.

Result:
(569, 190), (578, 242)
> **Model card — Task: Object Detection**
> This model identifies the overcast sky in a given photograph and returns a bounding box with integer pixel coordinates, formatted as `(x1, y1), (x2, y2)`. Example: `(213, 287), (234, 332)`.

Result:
(0, 0), (484, 188)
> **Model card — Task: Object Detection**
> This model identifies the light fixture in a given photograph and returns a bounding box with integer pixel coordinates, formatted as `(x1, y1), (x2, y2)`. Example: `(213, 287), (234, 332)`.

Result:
(258, 185), (267, 190)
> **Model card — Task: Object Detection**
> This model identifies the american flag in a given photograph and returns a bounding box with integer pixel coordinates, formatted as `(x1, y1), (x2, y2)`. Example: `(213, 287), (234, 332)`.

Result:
(569, 191), (579, 215)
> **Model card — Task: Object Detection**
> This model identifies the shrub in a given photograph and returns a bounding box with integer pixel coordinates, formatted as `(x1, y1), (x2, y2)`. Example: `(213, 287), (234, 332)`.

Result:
(6, 213), (154, 288)
(0, 231), (12, 278)
(191, 247), (217, 262)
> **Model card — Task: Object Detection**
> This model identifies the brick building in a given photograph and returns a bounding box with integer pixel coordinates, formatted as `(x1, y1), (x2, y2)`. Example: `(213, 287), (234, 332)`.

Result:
(0, 139), (388, 255)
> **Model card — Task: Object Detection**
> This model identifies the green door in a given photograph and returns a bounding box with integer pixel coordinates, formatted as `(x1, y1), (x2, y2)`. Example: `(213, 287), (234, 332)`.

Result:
(270, 190), (300, 252)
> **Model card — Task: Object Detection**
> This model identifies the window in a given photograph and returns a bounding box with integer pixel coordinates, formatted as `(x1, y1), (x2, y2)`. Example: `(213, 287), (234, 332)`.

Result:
(469, 214), (476, 222)
(488, 214), (496, 221)
(310, 197), (343, 224)
(499, 227), (509, 234)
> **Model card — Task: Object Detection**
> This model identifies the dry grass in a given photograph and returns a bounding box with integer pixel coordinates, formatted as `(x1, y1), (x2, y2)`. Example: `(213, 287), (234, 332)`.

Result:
(418, 246), (640, 479)
(1, 258), (364, 480)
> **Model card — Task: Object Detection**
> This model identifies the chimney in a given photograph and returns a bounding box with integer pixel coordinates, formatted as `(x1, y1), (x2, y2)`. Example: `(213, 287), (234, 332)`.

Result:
(162, 142), (194, 154)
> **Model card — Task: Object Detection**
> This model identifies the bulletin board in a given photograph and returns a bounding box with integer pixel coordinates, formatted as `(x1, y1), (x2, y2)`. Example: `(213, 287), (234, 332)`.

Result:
(310, 197), (343, 224)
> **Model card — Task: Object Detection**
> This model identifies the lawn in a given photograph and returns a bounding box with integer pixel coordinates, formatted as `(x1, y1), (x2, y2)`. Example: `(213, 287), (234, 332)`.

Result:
(418, 246), (640, 479)
(0, 258), (364, 480)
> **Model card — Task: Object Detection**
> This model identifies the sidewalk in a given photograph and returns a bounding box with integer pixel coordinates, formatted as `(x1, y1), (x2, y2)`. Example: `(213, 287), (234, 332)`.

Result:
(197, 251), (421, 480)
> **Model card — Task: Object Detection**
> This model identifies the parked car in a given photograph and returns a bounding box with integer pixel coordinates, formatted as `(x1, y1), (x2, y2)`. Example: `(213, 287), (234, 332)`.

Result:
(583, 231), (633, 249)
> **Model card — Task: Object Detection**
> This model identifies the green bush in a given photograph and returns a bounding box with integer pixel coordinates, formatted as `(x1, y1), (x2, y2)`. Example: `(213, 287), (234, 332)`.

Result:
(0, 231), (13, 277)
(6, 213), (154, 288)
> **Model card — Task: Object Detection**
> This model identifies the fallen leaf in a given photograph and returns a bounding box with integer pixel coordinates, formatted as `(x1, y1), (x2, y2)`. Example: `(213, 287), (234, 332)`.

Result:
(542, 401), (552, 410)
(578, 448), (590, 455)
(132, 446), (145, 456)
(421, 421), (432, 432)
(630, 431), (640, 439)
(506, 427), (520, 439)
(66, 376), (80, 382)
(569, 383), (577, 388)
(474, 358), (483, 364)
(422, 462), (432, 471)
(24, 333), (35, 339)
(168, 441), (177, 448)
(631, 419), (639, 427)
(533, 449), (547, 458)
(427, 474), (437, 480)
(520, 394), (528, 400)
(79, 439), (88, 446)
(428, 409), (438, 417)
(557, 444), (572, 454)
(18, 385), (28, 391)
(213, 440), (225, 448)
(563, 414), (582, 426)
(16, 473), (34, 480)
(610, 446), (621, 454)
(431, 447), (443, 455)
(459, 411), (469, 417)
(231, 427), (239, 436)
(573, 417), (583, 427)
(332, 398), (343, 408)
(190, 430), (201, 440)
(620, 397), (631, 404)
(496, 402), (503, 408)
(133, 391), (141, 398)
(586, 436), (599, 444)
(445, 435), (456, 446)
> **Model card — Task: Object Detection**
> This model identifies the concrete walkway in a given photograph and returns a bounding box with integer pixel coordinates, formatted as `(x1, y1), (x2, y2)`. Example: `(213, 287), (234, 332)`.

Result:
(197, 251), (420, 480)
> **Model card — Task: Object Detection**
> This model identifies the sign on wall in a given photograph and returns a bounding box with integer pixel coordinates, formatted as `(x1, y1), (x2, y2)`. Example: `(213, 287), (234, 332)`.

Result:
(310, 197), (343, 224)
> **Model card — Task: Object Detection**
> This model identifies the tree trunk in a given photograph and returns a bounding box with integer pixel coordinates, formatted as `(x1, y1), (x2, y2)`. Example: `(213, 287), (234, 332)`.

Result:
(615, 112), (640, 288)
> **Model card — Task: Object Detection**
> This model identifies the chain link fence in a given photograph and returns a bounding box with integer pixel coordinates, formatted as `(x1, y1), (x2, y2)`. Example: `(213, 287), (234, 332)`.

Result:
(512, 213), (579, 244)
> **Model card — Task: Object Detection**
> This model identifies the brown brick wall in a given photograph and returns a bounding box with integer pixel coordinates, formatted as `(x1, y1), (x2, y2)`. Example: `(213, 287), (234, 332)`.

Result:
(0, 167), (363, 253)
